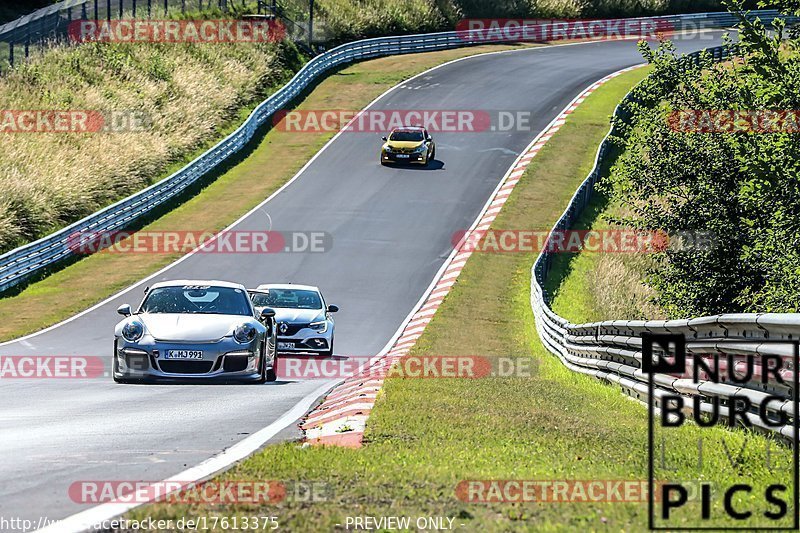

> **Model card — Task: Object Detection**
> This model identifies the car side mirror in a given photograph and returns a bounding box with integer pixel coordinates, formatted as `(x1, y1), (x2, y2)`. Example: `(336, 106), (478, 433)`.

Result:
(381, 136), (387, 141)
(327, 305), (339, 313)
(117, 304), (132, 317)
(260, 307), (276, 320)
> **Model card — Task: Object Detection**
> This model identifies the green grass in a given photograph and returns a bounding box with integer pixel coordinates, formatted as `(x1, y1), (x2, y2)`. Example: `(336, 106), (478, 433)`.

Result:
(129, 66), (793, 531)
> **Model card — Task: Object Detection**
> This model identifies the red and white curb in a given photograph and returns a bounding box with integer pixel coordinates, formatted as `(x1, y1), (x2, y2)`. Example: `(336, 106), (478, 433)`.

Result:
(302, 64), (644, 448)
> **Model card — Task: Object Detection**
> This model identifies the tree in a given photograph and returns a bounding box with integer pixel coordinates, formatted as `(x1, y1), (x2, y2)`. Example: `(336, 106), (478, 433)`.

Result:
(601, 0), (800, 316)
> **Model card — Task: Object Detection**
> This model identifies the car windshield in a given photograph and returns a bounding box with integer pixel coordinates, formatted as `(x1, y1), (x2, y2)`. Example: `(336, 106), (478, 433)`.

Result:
(390, 130), (424, 142)
(140, 286), (251, 315)
(251, 289), (323, 310)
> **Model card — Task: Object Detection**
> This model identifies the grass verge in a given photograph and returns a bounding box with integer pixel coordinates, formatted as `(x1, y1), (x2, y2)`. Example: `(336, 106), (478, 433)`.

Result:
(130, 66), (793, 530)
(0, 42), (536, 342)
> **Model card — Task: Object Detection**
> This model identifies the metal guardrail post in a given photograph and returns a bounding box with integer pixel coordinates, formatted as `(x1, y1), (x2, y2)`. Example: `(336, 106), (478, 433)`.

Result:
(308, 0), (314, 50)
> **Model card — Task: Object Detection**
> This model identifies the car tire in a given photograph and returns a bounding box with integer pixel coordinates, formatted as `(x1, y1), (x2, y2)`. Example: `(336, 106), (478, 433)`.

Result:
(265, 343), (278, 382)
(254, 340), (268, 384)
(265, 360), (277, 382)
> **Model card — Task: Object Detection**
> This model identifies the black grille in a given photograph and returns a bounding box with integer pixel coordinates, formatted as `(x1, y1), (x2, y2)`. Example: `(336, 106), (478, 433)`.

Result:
(158, 360), (213, 374)
(277, 322), (308, 336)
(223, 355), (249, 372)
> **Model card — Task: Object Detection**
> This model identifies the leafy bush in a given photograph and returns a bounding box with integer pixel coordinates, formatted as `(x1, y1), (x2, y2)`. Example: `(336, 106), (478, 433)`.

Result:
(287, 0), (742, 43)
(602, 0), (800, 316)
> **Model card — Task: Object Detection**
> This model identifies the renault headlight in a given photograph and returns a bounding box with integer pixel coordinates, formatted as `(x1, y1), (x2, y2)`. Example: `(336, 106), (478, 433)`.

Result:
(383, 145), (393, 153)
(234, 323), (257, 344)
(309, 320), (328, 333)
(122, 321), (144, 342)
(413, 144), (427, 153)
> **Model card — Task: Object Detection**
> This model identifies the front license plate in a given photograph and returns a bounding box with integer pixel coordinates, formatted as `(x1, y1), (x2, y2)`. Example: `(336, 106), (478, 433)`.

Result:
(278, 342), (294, 350)
(396, 154), (410, 159)
(166, 350), (204, 359)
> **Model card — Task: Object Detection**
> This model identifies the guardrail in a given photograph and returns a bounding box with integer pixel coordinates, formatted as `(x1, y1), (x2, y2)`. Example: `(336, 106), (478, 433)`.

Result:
(0, 10), (790, 295)
(530, 42), (797, 441)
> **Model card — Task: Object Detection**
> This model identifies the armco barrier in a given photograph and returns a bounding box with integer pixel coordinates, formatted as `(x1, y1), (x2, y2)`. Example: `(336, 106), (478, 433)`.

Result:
(0, 10), (791, 295)
(530, 42), (797, 441)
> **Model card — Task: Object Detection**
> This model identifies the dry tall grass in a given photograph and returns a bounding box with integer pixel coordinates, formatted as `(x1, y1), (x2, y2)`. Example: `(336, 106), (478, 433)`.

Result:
(0, 40), (296, 252)
(587, 253), (665, 320)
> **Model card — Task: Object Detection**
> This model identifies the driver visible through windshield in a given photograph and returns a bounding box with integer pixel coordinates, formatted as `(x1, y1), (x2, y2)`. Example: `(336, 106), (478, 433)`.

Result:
(390, 130), (424, 142)
(251, 289), (322, 310)
(140, 285), (251, 315)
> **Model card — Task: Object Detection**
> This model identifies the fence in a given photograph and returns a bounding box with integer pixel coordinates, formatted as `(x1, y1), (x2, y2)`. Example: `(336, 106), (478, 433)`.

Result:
(530, 43), (797, 441)
(0, 0), (241, 68)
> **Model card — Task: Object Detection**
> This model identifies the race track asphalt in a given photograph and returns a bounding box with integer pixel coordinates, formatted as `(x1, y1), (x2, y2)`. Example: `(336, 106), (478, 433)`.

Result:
(0, 33), (726, 528)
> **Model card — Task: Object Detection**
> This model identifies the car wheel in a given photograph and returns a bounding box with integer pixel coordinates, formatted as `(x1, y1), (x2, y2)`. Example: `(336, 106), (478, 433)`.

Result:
(254, 340), (268, 384)
(265, 361), (277, 382)
(265, 343), (278, 382)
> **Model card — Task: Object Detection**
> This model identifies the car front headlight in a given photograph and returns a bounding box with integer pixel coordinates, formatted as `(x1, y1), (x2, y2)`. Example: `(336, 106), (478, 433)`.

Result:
(234, 323), (257, 344)
(383, 145), (392, 153)
(122, 321), (144, 342)
(413, 144), (427, 153)
(309, 320), (328, 333)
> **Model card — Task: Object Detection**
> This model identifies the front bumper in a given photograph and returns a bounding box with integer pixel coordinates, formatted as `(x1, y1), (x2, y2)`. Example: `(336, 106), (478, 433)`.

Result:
(381, 151), (427, 164)
(275, 325), (333, 354)
(114, 337), (264, 382)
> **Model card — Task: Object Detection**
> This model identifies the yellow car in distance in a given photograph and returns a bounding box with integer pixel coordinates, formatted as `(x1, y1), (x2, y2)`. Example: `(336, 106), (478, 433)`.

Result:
(380, 126), (436, 166)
